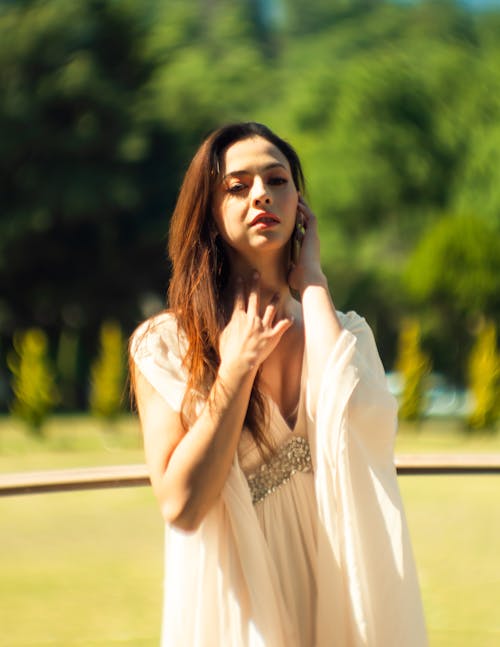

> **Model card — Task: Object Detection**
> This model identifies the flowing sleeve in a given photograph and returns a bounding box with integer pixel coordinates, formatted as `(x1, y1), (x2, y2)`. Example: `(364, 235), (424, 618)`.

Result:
(129, 313), (188, 412)
(310, 311), (428, 647)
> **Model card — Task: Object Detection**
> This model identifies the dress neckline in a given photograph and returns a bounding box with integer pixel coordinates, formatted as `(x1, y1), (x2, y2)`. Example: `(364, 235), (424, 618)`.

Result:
(266, 345), (306, 435)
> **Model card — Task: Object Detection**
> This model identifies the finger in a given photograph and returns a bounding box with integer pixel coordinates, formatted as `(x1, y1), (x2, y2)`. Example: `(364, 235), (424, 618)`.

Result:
(247, 271), (260, 315)
(233, 277), (246, 312)
(271, 317), (293, 339)
(297, 199), (311, 224)
(306, 210), (317, 231)
(262, 293), (279, 327)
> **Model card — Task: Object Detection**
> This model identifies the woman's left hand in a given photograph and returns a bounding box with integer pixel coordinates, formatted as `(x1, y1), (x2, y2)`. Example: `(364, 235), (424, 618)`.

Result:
(288, 196), (327, 293)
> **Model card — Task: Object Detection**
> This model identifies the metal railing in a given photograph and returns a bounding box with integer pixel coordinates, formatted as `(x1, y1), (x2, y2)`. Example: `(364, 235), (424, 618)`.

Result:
(1, 454), (499, 497)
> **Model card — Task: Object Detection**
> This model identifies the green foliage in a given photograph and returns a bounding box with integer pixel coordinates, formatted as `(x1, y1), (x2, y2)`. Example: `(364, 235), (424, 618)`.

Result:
(405, 214), (500, 316)
(0, 0), (153, 240)
(7, 328), (59, 433)
(454, 122), (500, 226)
(0, 0), (164, 339)
(146, 0), (268, 140)
(56, 328), (79, 410)
(395, 318), (432, 421)
(467, 320), (500, 431)
(89, 321), (125, 421)
(1, 0), (500, 400)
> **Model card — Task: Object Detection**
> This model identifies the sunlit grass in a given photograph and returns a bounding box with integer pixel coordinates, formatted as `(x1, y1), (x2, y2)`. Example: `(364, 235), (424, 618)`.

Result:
(1, 487), (163, 646)
(396, 418), (500, 454)
(400, 476), (500, 647)
(0, 414), (144, 472)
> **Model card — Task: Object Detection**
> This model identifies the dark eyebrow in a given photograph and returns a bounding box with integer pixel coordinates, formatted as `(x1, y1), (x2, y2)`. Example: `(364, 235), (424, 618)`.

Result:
(222, 162), (287, 181)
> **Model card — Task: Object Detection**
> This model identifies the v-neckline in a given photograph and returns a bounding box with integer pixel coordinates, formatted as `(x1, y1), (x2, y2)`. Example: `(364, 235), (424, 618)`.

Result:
(266, 345), (306, 435)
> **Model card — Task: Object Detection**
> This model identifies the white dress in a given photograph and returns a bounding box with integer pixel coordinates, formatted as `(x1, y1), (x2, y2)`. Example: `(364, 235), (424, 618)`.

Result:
(238, 386), (318, 646)
(131, 311), (428, 647)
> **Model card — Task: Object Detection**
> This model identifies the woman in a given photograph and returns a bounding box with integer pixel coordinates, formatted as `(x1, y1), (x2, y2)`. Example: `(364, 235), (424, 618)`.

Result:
(130, 122), (427, 646)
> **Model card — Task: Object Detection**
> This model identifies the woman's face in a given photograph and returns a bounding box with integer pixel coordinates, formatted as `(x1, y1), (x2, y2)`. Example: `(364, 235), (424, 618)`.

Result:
(212, 136), (299, 263)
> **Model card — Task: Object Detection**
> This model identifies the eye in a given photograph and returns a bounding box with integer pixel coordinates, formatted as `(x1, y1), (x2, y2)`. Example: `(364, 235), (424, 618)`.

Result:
(227, 182), (247, 194)
(268, 177), (288, 186)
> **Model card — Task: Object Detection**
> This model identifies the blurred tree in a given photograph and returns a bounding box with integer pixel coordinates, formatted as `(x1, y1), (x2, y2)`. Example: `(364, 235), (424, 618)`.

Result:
(395, 318), (432, 422)
(453, 122), (500, 227)
(0, 0), (172, 338)
(89, 320), (125, 420)
(467, 319), (500, 431)
(146, 0), (270, 147)
(2, 0), (500, 407)
(56, 327), (79, 410)
(405, 214), (500, 318)
(7, 328), (59, 433)
(281, 0), (376, 37)
(404, 213), (500, 382)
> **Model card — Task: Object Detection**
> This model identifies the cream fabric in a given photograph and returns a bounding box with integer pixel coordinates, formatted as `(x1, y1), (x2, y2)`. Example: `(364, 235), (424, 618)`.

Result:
(131, 311), (428, 647)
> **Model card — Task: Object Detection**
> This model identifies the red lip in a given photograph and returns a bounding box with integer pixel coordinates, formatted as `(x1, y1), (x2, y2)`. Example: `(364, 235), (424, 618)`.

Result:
(249, 212), (281, 226)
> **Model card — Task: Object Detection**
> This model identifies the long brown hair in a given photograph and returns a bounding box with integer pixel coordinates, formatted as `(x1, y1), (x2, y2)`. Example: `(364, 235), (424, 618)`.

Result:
(136, 123), (305, 451)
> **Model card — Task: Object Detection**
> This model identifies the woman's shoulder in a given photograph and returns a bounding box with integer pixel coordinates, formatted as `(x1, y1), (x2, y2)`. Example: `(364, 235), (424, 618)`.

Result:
(133, 310), (178, 334)
(129, 311), (189, 408)
(130, 310), (185, 360)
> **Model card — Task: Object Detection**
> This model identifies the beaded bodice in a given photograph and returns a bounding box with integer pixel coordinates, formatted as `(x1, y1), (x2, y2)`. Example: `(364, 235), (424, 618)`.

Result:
(246, 436), (312, 504)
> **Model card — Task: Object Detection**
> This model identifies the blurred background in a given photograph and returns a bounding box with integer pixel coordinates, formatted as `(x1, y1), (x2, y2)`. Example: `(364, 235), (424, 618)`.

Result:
(0, 0), (499, 423)
(0, 0), (499, 645)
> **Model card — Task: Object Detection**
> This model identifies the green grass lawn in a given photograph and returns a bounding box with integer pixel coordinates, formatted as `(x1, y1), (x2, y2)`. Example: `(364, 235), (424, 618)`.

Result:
(400, 476), (499, 647)
(1, 487), (163, 646)
(1, 415), (499, 645)
(0, 414), (145, 473)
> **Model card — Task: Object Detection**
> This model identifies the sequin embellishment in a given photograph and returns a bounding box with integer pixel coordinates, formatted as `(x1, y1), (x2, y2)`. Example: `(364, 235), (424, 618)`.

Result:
(247, 436), (312, 504)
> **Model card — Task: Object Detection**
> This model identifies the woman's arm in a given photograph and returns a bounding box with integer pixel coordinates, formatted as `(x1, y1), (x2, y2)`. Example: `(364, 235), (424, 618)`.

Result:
(134, 274), (291, 532)
(289, 197), (344, 410)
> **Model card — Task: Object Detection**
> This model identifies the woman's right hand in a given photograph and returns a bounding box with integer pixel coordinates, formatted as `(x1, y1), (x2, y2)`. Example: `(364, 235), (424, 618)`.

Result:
(219, 272), (292, 382)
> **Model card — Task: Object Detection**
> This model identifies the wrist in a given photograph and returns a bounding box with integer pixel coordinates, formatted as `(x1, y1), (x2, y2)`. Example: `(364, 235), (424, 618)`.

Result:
(218, 359), (257, 390)
(298, 270), (328, 296)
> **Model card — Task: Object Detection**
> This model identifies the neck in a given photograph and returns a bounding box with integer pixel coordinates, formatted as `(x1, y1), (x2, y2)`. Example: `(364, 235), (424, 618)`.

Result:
(225, 247), (294, 314)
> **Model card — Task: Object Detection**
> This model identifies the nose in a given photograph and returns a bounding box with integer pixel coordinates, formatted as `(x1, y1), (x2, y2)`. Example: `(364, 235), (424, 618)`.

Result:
(251, 178), (271, 207)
